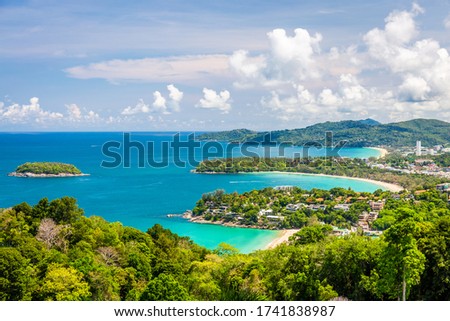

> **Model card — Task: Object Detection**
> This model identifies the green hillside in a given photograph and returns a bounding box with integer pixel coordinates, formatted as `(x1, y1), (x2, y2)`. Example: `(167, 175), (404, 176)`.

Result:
(198, 119), (450, 147)
(1, 194), (450, 301)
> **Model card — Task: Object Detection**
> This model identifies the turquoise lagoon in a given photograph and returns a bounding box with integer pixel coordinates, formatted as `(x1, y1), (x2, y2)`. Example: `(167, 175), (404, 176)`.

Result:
(0, 132), (382, 253)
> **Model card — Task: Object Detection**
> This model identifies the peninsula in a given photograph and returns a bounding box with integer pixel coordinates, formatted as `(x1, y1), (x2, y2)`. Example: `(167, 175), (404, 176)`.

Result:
(194, 157), (448, 191)
(8, 162), (88, 178)
(190, 186), (396, 231)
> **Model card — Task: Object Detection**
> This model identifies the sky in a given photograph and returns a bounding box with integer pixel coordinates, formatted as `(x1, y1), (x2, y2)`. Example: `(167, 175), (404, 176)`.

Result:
(1, 0), (450, 131)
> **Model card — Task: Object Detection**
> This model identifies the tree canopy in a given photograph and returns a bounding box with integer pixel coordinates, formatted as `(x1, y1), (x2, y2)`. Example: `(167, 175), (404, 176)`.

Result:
(0, 192), (449, 301)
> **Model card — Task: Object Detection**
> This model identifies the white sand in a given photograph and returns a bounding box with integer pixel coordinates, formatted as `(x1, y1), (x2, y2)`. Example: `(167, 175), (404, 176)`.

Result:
(246, 171), (404, 192)
(367, 147), (388, 158)
(264, 229), (299, 249)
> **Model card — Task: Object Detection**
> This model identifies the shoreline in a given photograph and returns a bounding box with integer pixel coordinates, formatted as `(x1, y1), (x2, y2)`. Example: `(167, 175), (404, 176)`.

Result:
(366, 147), (389, 158)
(8, 172), (90, 178)
(189, 216), (276, 230)
(264, 229), (299, 249)
(194, 170), (404, 192)
(189, 148), (399, 250)
(246, 171), (403, 192)
(189, 216), (298, 251)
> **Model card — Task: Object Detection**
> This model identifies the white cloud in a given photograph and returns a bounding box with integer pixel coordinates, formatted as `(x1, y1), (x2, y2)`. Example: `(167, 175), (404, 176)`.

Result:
(261, 73), (394, 122)
(85, 110), (100, 122)
(363, 4), (450, 107)
(398, 75), (430, 101)
(260, 85), (319, 117)
(229, 50), (266, 81)
(0, 98), (108, 128)
(66, 104), (101, 122)
(121, 99), (150, 115)
(66, 103), (82, 120)
(318, 88), (340, 107)
(0, 97), (63, 124)
(230, 28), (323, 88)
(236, 3), (450, 124)
(152, 91), (168, 113)
(65, 55), (230, 83)
(197, 88), (232, 113)
(363, 4), (440, 73)
(445, 14), (450, 29)
(167, 84), (183, 112)
(121, 84), (183, 115)
(267, 28), (322, 80)
(13, 3), (448, 129)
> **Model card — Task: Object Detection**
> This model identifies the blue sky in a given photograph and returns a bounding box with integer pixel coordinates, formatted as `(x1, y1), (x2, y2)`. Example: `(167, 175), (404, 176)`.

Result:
(1, 0), (450, 131)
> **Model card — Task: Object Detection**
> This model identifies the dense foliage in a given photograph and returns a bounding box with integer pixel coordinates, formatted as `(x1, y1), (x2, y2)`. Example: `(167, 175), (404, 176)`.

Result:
(198, 118), (450, 147)
(195, 157), (447, 190)
(0, 197), (207, 301)
(381, 152), (450, 168)
(15, 162), (82, 175)
(432, 153), (450, 167)
(1, 193), (449, 301)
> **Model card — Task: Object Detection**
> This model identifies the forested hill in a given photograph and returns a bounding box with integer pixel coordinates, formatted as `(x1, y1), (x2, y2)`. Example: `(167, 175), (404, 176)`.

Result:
(198, 119), (450, 147)
(2, 193), (450, 301)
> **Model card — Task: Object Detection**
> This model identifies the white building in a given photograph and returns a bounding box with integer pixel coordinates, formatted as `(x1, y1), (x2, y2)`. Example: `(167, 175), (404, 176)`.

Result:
(334, 204), (351, 211)
(416, 140), (422, 156)
(258, 209), (273, 216)
(286, 203), (307, 212)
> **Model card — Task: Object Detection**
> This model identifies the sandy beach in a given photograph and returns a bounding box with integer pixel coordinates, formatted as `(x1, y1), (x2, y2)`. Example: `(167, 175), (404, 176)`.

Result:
(367, 147), (389, 158)
(264, 229), (299, 249)
(247, 171), (403, 192)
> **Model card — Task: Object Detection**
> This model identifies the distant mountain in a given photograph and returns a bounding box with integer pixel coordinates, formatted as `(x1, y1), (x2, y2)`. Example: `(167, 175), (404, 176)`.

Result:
(198, 119), (450, 147)
(198, 128), (258, 142)
(358, 118), (381, 126)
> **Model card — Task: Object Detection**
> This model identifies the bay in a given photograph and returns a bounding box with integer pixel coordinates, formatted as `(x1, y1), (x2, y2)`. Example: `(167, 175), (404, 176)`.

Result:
(0, 132), (382, 253)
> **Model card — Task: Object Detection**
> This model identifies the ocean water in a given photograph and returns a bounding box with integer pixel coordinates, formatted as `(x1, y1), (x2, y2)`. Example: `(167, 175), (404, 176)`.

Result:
(0, 132), (381, 253)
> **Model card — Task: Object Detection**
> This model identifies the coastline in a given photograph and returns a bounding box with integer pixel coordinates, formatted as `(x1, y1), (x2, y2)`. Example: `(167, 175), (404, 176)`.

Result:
(8, 172), (90, 178)
(188, 165), (404, 250)
(189, 216), (274, 230)
(367, 147), (388, 158)
(189, 216), (298, 251)
(194, 169), (403, 192)
(189, 147), (396, 250)
(246, 171), (403, 192)
(264, 229), (299, 249)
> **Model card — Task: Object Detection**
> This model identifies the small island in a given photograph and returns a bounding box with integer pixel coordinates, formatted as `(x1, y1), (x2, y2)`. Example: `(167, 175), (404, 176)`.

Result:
(8, 162), (89, 178)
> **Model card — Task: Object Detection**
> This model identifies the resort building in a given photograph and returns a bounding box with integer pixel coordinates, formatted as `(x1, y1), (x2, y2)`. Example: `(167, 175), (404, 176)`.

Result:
(308, 204), (327, 211)
(331, 227), (351, 236)
(259, 209), (274, 216)
(285, 203), (307, 212)
(368, 200), (385, 211)
(334, 204), (351, 211)
(274, 186), (294, 191)
(266, 215), (284, 221)
(436, 183), (450, 192)
(368, 211), (379, 222)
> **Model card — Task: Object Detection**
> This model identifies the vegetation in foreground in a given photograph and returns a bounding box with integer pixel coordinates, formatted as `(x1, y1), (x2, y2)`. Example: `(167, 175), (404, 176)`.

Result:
(1, 192), (449, 301)
(12, 162), (82, 175)
(195, 157), (448, 190)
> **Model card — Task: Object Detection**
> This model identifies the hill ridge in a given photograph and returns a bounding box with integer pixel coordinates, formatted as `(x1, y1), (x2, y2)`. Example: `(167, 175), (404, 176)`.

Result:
(198, 118), (450, 147)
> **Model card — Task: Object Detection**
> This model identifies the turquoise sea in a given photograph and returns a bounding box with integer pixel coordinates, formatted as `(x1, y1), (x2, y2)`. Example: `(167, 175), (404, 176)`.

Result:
(0, 132), (382, 253)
